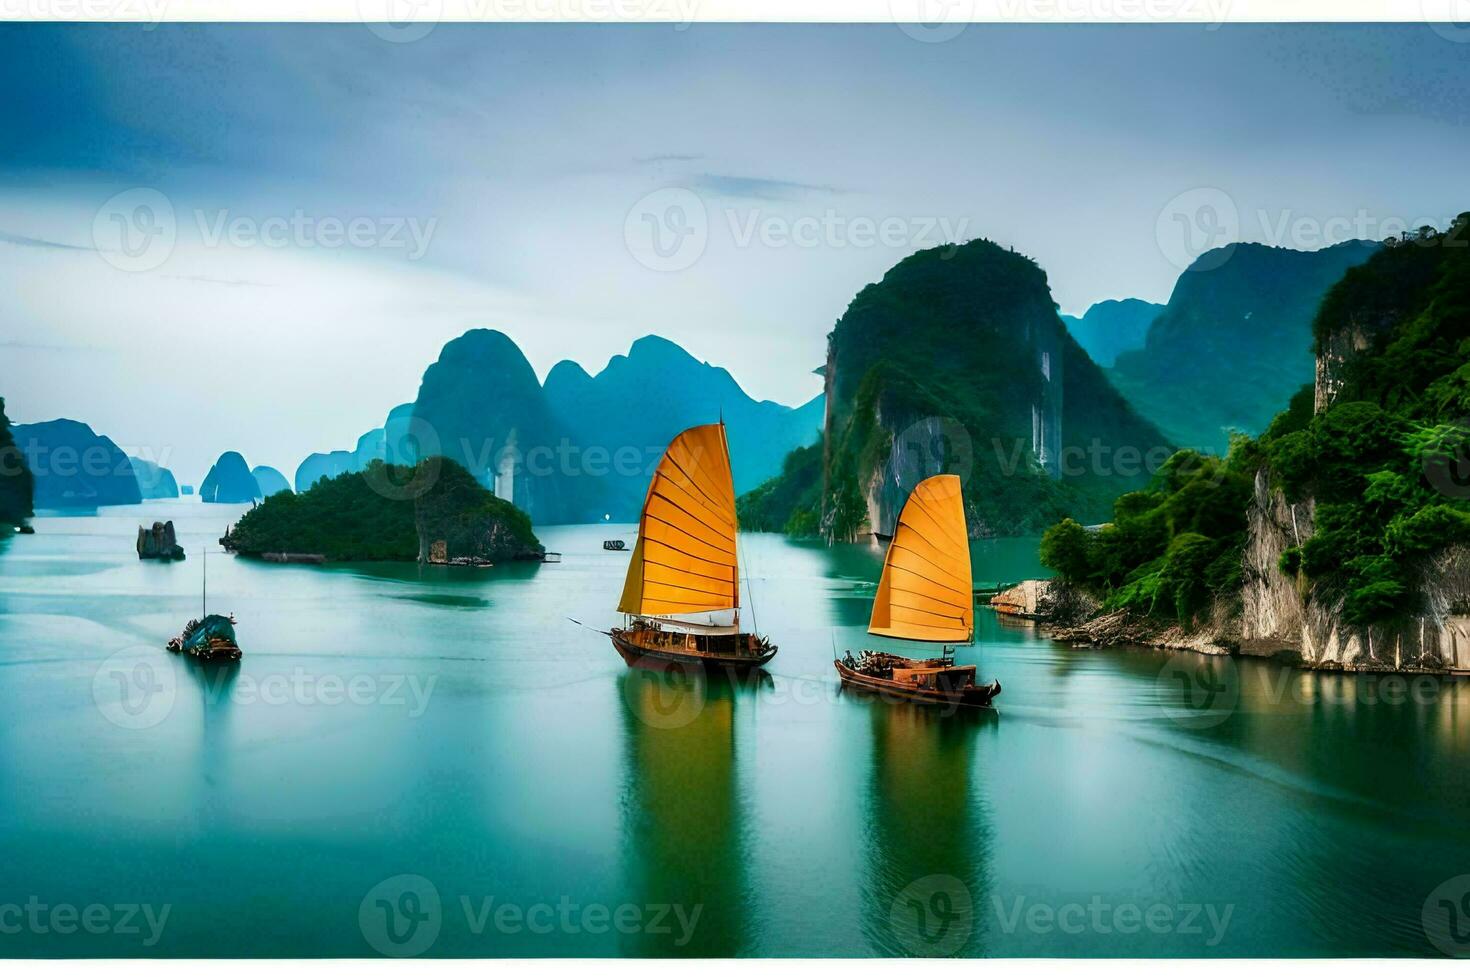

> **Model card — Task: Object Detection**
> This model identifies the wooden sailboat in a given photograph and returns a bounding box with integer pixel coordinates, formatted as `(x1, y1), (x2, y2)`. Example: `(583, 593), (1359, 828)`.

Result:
(835, 474), (1000, 708)
(165, 546), (242, 661)
(610, 422), (776, 671)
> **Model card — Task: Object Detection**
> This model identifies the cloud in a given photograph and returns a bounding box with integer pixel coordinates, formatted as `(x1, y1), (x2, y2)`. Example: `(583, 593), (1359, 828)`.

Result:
(163, 274), (272, 288)
(0, 230), (94, 252)
(635, 153), (706, 165)
(689, 172), (842, 201)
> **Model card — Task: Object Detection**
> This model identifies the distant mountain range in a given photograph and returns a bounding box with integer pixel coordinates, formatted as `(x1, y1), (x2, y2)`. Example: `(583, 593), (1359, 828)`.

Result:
(1060, 298), (1164, 368)
(1108, 240), (1379, 453)
(296, 332), (824, 525)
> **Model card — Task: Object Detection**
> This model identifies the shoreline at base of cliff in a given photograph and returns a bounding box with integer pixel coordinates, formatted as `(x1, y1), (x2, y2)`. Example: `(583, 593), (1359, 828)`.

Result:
(993, 578), (1463, 674)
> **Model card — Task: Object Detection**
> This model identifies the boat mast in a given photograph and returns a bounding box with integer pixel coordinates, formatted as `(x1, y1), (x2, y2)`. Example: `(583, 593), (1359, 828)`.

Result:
(202, 544), (207, 619)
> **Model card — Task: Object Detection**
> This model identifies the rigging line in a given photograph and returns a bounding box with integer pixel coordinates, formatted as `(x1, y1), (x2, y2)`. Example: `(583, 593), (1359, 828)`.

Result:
(643, 498), (735, 553)
(661, 451), (734, 517)
(886, 524), (970, 587)
(636, 524), (737, 570)
(882, 546), (973, 595)
(906, 492), (968, 551)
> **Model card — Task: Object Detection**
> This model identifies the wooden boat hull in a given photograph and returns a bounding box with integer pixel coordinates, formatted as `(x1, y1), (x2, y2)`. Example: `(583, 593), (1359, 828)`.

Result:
(612, 628), (775, 672)
(835, 658), (1000, 708)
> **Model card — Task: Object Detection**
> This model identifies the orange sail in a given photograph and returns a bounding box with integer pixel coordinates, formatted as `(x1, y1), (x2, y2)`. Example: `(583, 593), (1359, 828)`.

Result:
(868, 474), (973, 643)
(617, 423), (740, 617)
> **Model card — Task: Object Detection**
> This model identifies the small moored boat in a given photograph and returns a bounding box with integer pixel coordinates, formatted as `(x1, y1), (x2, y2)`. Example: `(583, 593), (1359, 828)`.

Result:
(165, 545), (243, 661)
(835, 474), (1000, 708)
(610, 422), (775, 671)
(166, 613), (242, 661)
(603, 539), (626, 551)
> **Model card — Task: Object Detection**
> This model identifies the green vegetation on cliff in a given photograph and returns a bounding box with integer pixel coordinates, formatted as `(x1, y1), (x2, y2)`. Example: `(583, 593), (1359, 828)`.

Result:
(1110, 240), (1377, 454)
(223, 457), (539, 563)
(1044, 216), (1470, 629)
(0, 398), (34, 526)
(1040, 450), (1253, 623)
(736, 440), (822, 535)
(769, 239), (1169, 540)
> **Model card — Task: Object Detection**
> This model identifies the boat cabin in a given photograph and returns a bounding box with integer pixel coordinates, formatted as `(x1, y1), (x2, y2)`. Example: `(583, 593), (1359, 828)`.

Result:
(890, 664), (978, 692)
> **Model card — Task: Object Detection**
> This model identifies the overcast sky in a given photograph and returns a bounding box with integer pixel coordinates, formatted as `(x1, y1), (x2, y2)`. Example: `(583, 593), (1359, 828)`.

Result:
(2, 22), (1468, 485)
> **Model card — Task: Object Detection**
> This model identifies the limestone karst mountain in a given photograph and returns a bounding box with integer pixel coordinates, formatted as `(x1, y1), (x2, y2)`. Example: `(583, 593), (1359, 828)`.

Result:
(129, 457), (179, 499)
(1109, 240), (1378, 453)
(746, 239), (1168, 539)
(11, 418), (141, 508)
(1059, 298), (1163, 368)
(200, 451), (261, 504)
(251, 465), (292, 498)
(295, 333), (823, 525)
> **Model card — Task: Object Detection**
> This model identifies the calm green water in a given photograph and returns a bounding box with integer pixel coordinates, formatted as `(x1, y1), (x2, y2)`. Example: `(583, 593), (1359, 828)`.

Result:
(2, 503), (1469, 958)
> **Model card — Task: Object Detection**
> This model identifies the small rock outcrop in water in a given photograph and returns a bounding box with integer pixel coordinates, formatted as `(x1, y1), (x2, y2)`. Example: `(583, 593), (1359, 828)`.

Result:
(10, 418), (141, 508)
(200, 452), (261, 503)
(129, 457), (179, 499)
(137, 520), (185, 561)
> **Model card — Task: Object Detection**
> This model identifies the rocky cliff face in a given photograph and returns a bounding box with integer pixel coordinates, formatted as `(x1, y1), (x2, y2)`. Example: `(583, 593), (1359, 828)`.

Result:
(1241, 470), (1470, 670)
(819, 239), (1166, 542)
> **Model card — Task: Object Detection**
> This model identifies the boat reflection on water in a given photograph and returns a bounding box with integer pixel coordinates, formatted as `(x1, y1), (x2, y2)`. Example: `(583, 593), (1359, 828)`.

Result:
(859, 703), (995, 957)
(616, 665), (756, 956)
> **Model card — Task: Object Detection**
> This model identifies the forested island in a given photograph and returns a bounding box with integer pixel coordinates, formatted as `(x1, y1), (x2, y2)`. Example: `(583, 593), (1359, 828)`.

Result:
(222, 457), (543, 564)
